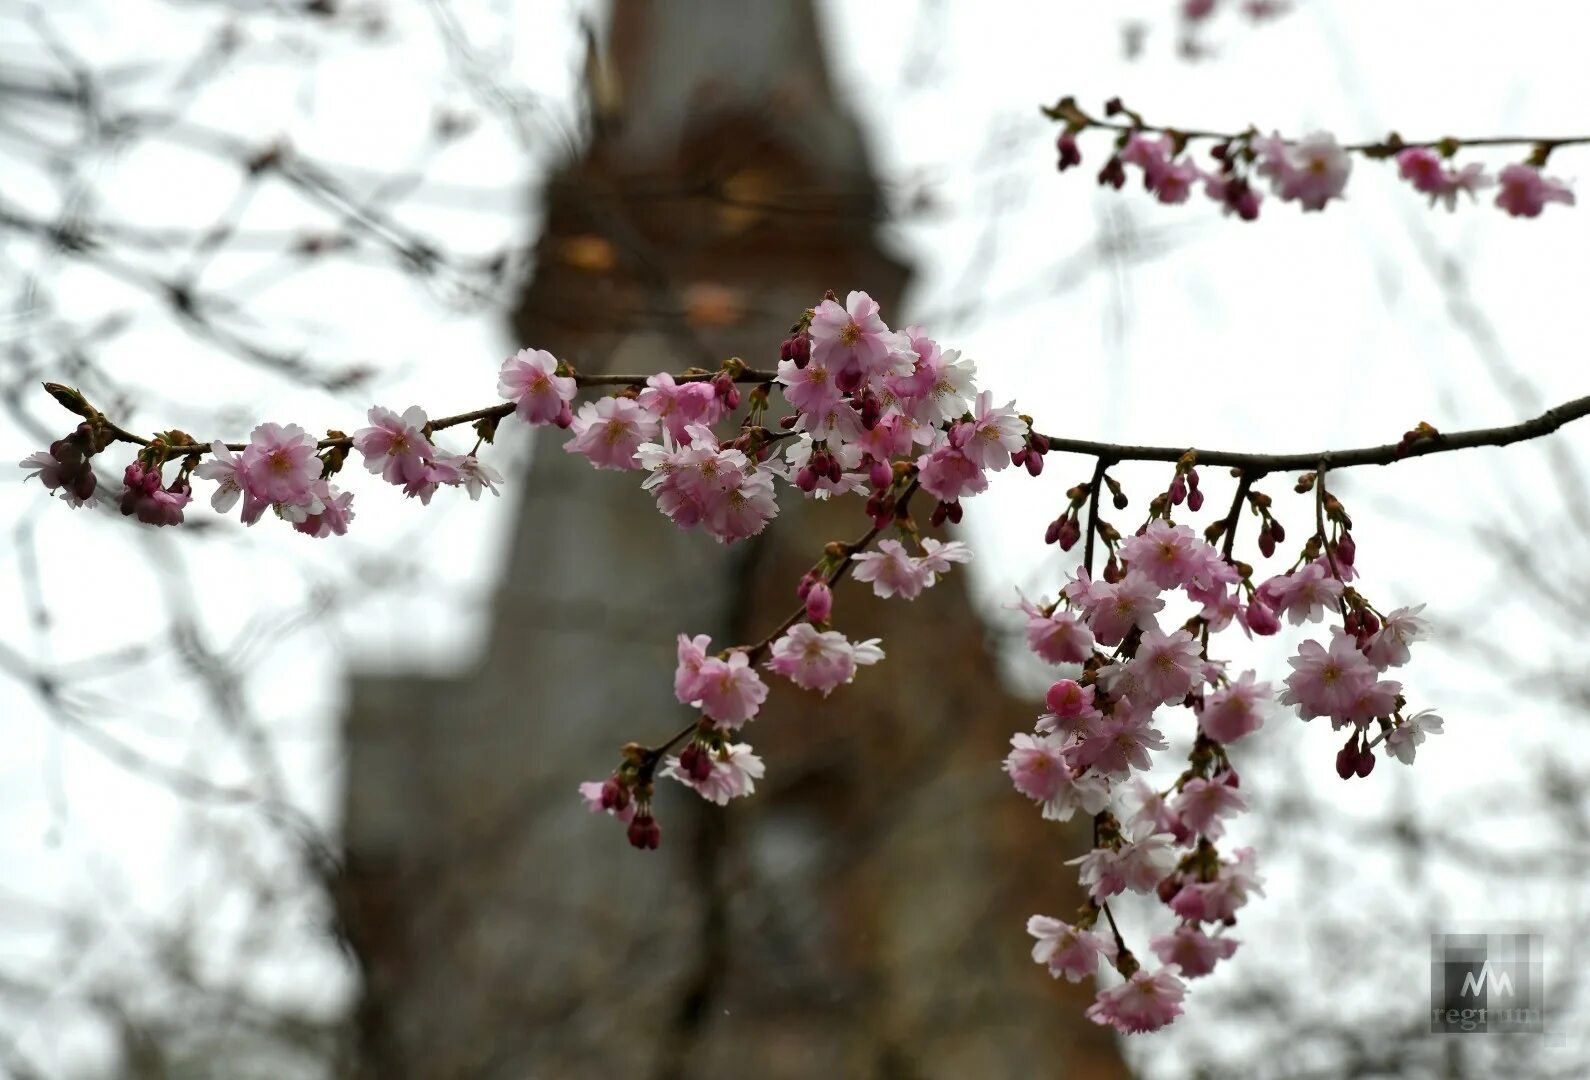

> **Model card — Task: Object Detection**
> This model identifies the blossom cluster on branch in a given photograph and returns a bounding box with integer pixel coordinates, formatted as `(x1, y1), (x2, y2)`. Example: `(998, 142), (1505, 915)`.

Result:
(44, 287), (1589, 1036)
(1047, 95), (1580, 219)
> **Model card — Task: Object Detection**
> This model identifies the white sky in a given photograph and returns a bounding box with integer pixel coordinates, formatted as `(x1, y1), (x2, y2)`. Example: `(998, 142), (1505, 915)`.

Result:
(3, 0), (1589, 1074)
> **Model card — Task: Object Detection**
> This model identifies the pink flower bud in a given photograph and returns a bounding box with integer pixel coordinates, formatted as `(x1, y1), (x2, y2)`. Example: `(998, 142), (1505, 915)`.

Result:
(679, 743), (714, 783)
(1336, 530), (1356, 567)
(834, 364), (864, 395)
(869, 458), (893, 490)
(805, 580), (833, 623)
(1025, 452), (1044, 477)
(1244, 598), (1281, 636)
(1335, 743), (1356, 780)
(1057, 516), (1081, 551)
(946, 500), (963, 524)
(1355, 747), (1376, 778)
(555, 401), (574, 429)
(1169, 475), (1187, 505)
(1044, 518), (1063, 545)
(1257, 527), (1276, 559)
(1029, 433), (1050, 455)
(796, 466), (819, 492)
(780, 329), (811, 368)
(931, 502), (950, 527)
(1186, 486), (1203, 511)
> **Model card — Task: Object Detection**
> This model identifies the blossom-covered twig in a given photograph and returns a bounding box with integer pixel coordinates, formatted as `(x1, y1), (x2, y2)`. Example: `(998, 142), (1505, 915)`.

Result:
(20, 287), (1583, 1036)
(1047, 95), (1583, 219)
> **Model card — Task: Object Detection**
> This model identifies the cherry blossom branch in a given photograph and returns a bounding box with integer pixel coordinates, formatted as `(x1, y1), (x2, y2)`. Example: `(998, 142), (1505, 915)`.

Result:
(1044, 95), (1590, 158)
(1047, 96), (1582, 218)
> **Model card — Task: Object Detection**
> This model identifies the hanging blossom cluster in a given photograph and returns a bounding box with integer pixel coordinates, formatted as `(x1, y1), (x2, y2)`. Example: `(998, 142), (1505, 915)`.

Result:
(37, 284), (1590, 1037)
(1047, 96), (1580, 220)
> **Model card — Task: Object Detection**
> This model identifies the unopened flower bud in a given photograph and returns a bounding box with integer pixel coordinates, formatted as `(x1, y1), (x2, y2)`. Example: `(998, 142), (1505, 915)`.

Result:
(1245, 598), (1281, 636)
(946, 500), (963, 524)
(1355, 747), (1376, 778)
(1257, 527), (1276, 559)
(1045, 518), (1063, 545)
(627, 812), (661, 850)
(1268, 520), (1285, 543)
(1098, 156), (1127, 190)
(1029, 432), (1050, 455)
(835, 364), (864, 395)
(931, 502), (950, 527)
(600, 777), (630, 812)
(1169, 475), (1187, 505)
(1025, 452), (1044, 477)
(859, 392), (881, 430)
(780, 329), (812, 368)
(1335, 743), (1357, 780)
(869, 458), (892, 490)
(1057, 516), (1081, 550)
(1187, 487), (1203, 511)
(805, 580), (833, 623)
(1336, 530), (1356, 566)
(1057, 132), (1082, 171)
(796, 465), (819, 492)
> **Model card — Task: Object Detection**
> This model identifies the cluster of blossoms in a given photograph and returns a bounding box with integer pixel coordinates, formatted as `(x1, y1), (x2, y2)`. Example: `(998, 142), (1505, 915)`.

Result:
(1050, 96), (1578, 220)
(1005, 460), (1440, 1032)
(25, 287), (1455, 1038)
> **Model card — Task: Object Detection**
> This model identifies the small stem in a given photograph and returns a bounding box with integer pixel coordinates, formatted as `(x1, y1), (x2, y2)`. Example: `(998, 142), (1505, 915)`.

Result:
(1220, 468), (1258, 562)
(1083, 455), (1112, 576)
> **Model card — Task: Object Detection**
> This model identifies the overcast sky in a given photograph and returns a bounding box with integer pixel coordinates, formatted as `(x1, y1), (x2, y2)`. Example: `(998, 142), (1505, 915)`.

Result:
(4, 0), (1590, 1074)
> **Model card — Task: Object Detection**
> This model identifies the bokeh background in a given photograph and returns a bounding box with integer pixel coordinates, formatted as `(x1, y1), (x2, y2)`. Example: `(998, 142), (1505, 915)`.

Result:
(4, 1), (1590, 1077)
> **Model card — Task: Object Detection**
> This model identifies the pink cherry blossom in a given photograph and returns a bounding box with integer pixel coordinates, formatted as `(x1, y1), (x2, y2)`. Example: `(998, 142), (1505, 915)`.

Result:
(1005, 734), (1111, 821)
(1495, 163), (1575, 218)
(1027, 916), (1118, 983)
(1172, 777), (1248, 839)
(1085, 967), (1186, 1035)
(637, 372), (723, 441)
(1279, 630), (1378, 721)
(914, 443), (988, 503)
(689, 651), (768, 729)
(1385, 708), (1444, 764)
(192, 441), (246, 513)
(1128, 628), (1202, 705)
(1124, 778), (1190, 846)
(956, 391), (1026, 471)
(1082, 570), (1166, 646)
(20, 437), (97, 506)
(1069, 824), (1178, 902)
(443, 454), (504, 501)
(674, 633), (714, 704)
(1254, 130), (1351, 211)
(1363, 603), (1429, 670)
(851, 539), (933, 600)
(1150, 924), (1238, 979)
(808, 290), (912, 390)
(498, 347), (576, 426)
(918, 537), (973, 578)
(566, 396), (660, 470)
(1171, 847), (1265, 923)
(1257, 562), (1343, 625)
(1397, 148), (1491, 210)
(353, 405), (434, 487)
(1065, 708), (1168, 777)
(1018, 597), (1096, 665)
(662, 742), (765, 805)
(239, 422), (321, 510)
(896, 346), (978, 429)
(1120, 521), (1204, 591)
(776, 356), (844, 418)
(1197, 671), (1271, 743)
(766, 623), (883, 696)
(293, 481), (356, 538)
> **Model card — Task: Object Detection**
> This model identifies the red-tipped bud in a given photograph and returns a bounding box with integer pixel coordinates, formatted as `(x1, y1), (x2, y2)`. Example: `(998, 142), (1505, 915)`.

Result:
(1057, 132), (1082, 171)
(1169, 475), (1187, 505)
(679, 743), (714, 783)
(1025, 452), (1044, 477)
(1187, 486), (1203, 511)
(600, 777), (630, 812)
(1268, 520), (1286, 543)
(711, 371), (741, 410)
(1257, 527), (1276, 559)
(1335, 743), (1357, 780)
(930, 502), (950, 527)
(1011, 448), (1027, 468)
(1029, 432), (1050, 455)
(1245, 598), (1281, 636)
(1099, 156), (1127, 189)
(835, 364), (864, 395)
(1156, 874), (1183, 904)
(805, 581), (833, 623)
(946, 500), (963, 524)
(1187, 467), (1200, 491)
(796, 466), (819, 492)
(780, 329), (812, 367)
(1336, 530), (1356, 566)
(627, 812), (661, 850)
(859, 392), (882, 430)
(1057, 516), (1081, 551)
(1355, 747), (1376, 778)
